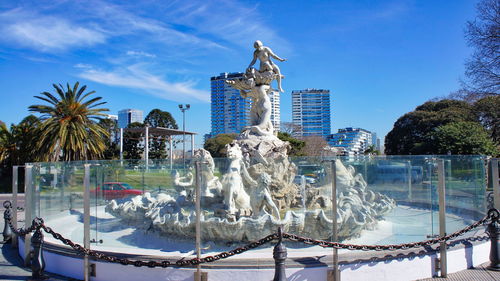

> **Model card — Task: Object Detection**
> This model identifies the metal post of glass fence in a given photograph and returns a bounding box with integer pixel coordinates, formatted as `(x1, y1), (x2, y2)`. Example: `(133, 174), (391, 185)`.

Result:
(437, 160), (447, 277)
(83, 164), (91, 281)
(24, 165), (33, 265)
(58, 164), (65, 212)
(328, 160), (340, 281)
(194, 161), (203, 281)
(492, 159), (500, 210)
(120, 128), (123, 164)
(191, 135), (195, 157)
(145, 126), (149, 171)
(407, 161), (412, 201)
(169, 136), (173, 170)
(445, 160), (452, 205)
(11, 165), (20, 248)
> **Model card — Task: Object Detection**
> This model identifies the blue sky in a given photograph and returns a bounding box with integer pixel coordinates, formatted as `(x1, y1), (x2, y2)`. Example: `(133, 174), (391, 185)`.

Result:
(0, 0), (478, 148)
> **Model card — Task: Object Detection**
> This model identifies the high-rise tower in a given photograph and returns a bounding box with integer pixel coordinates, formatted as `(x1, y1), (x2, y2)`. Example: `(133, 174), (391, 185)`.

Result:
(291, 89), (331, 138)
(118, 109), (143, 128)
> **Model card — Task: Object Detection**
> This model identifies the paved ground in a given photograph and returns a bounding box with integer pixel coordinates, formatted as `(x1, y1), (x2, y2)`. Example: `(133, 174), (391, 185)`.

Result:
(419, 264), (500, 281)
(0, 234), (75, 280)
(1, 194), (500, 280)
(1, 194), (75, 281)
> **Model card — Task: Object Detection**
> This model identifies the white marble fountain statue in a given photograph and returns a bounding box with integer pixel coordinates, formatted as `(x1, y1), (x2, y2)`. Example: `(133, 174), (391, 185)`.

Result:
(107, 41), (396, 242)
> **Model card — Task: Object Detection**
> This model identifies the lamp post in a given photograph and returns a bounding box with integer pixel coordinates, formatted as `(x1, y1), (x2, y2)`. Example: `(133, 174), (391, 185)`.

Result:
(178, 104), (190, 166)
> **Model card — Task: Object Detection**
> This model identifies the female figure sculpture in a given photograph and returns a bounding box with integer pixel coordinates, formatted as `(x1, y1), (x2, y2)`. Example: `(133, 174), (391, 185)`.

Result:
(248, 40), (286, 93)
(226, 41), (286, 138)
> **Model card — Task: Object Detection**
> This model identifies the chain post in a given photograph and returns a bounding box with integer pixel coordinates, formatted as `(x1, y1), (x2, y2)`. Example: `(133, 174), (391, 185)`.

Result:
(487, 209), (500, 271)
(31, 218), (46, 279)
(273, 227), (287, 281)
(2, 201), (12, 243)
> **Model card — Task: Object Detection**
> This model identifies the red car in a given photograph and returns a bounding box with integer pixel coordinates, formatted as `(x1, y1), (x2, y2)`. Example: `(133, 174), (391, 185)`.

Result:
(91, 182), (143, 200)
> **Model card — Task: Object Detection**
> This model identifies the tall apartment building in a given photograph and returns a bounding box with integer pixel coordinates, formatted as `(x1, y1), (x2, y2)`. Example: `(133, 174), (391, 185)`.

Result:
(210, 72), (250, 136)
(118, 109), (143, 128)
(269, 91), (280, 131)
(291, 89), (331, 138)
(210, 72), (281, 136)
(327, 127), (375, 156)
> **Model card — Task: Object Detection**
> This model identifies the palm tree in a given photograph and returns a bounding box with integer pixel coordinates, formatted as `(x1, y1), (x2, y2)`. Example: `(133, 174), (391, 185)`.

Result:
(364, 145), (381, 156)
(29, 82), (109, 161)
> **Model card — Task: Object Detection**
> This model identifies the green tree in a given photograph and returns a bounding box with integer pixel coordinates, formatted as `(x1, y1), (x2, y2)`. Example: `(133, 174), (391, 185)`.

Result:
(277, 132), (305, 156)
(144, 109), (178, 159)
(473, 95), (500, 143)
(123, 122), (144, 160)
(29, 82), (109, 161)
(204, 134), (237, 157)
(99, 118), (120, 159)
(431, 121), (498, 156)
(0, 115), (41, 166)
(0, 123), (15, 164)
(0, 116), (41, 192)
(385, 99), (476, 155)
(144, 109), (178, 128)
(11, 115), (41, 164)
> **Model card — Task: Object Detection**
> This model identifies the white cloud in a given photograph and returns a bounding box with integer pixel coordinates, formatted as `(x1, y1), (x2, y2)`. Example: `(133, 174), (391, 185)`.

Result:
(126, 51), (156, 58)
(77, 64), (209, 103)
(161, 0), (291, 54)
(74, 63), (93, 69)
(0, 9), (106, 52)
(0, 1), (289, 56)
(85, 1), (227, 52)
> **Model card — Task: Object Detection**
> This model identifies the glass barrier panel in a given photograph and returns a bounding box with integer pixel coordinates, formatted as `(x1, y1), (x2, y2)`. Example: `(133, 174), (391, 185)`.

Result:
(334, 156), (439, 245)
(84, 159), (196, 258)
(33, 161), (86, 247)
(442, 156), (486, 235)
(30, 155), (489, 264)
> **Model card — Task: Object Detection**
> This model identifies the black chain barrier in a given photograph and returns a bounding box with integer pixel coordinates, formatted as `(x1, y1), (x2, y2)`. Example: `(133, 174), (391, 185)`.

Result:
(283, 210), (494, 251)
(3, 200), (499, 269)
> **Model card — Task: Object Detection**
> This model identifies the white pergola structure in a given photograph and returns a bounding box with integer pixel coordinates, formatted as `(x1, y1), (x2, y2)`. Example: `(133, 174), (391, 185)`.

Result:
(119, 127), (197, 167)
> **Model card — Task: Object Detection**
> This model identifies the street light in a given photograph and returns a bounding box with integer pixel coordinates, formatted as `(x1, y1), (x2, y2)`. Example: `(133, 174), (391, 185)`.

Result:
(178, 104), (190, 165)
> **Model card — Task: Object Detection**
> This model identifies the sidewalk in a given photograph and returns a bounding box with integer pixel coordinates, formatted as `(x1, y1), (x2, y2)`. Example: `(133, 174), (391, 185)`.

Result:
(1, 193), (74, 281)
(418, 264), (500, 281)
